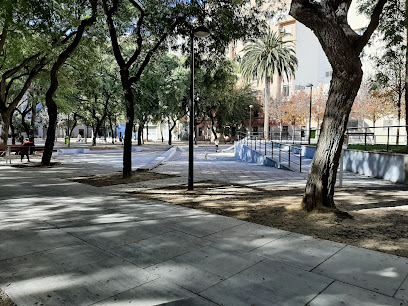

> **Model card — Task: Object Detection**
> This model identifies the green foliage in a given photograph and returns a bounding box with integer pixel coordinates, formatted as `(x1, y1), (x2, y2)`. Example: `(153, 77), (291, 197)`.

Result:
(240, 29), (298, 83)
(195, 58), (257, 133)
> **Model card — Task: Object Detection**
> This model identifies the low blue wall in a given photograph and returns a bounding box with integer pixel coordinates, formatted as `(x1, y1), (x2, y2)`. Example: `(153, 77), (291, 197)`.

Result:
(344, 150), (408, 184)
(235, 142), (277, 167)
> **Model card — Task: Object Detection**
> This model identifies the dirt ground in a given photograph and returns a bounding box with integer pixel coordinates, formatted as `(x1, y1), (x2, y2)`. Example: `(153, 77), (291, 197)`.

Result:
(0, 289), (15, 306)
(73, 173), (408, 258)
(67, 171), (174, 187)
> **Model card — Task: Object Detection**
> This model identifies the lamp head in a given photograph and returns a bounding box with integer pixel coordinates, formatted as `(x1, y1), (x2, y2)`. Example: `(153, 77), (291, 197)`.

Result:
(249, 104), (254, 108)
(194, 26), (211, 38)
(305, 83), (313, 88)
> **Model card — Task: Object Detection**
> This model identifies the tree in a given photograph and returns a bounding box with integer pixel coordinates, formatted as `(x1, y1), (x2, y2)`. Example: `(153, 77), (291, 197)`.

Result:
(102, 0), (264, 177)
(371, 47), (405, 143)
(41, 0), (98, 165)
(240, 29), (298, 140)
(360, 0), (407, 136)
(351, 83), (393, 129)
(0, 0), (48, 144)
(289, 0), (387, 212)
(282, 89), (308, 126)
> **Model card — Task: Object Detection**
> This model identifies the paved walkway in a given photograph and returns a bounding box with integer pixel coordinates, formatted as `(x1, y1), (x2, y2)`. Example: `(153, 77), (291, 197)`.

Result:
(0, 145), (407, 305)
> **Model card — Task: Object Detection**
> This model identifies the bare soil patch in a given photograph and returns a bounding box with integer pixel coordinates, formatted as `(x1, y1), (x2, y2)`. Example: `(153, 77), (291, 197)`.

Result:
(133, 182), (408, 258)
(0, 289), (16, 306)
(67, 170), (175, 187)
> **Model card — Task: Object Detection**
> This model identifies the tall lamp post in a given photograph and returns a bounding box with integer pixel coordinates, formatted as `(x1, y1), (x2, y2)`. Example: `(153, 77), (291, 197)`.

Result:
(306, 83), (313, 145)
(249, 104), (253, 135)
(188, 26), (210, 191)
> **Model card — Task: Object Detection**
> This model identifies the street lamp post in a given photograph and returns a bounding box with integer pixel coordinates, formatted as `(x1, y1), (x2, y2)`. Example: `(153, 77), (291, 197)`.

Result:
(249, 104), (253, 135)
(188, 26), (210, 191)
(306, 83), (313, 145)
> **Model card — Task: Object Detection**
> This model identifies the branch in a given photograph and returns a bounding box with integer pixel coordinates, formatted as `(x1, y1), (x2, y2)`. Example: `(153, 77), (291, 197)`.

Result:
(129, 16), (182, 84)
(61, 30), (78, 44)
(102, 0), (126, 68)
(0, 5), (12, 55)
(355, 0), (388, 52)
(5, 72), (30, 99)
(126, 0), (145, 68)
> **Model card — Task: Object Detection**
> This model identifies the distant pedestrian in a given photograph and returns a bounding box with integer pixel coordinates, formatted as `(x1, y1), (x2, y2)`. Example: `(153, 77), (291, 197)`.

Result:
(215, 139), (219, 152)
(21, 138), (34, 162)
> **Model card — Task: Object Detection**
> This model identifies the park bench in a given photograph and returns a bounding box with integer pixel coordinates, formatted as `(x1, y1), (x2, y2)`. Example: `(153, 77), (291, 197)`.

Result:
(0, 144), (46, 163)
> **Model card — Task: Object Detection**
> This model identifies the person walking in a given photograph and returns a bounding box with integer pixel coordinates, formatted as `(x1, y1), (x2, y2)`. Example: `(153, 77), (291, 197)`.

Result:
(21, 138), (34, 162)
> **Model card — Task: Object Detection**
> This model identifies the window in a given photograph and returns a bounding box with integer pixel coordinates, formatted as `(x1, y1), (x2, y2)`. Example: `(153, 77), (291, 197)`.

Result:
(295, 85), (305, 90)
(254, 110), (259, 118)
(283, 85), (289, 97)
(325, 71), (333, 78)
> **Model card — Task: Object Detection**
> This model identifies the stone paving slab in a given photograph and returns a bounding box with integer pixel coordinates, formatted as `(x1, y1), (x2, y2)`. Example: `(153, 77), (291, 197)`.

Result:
(0, 228), (80, 261)
(312, 245), (408, 297)
(396, 277), (408, 301)
(204, 221), (290, 252)
(200, 258), (333, 306)
(309, 281), (408, 306)
(250, 232), (346, 271)
(64, 220), (172, 250)
(94, 278), (216, 305)
(162, 214), (244, 238)
(5, 258), (158, 306)
(145, 245), (264, 293)
(0, 242), (116, 288)
(108, 231), (212, 268)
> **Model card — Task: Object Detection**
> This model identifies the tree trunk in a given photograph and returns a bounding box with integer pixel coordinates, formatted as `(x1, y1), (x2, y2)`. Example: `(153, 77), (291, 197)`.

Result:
(42, 96), (58, 166)
(211, 116), (217, 141)
(405, 27), (408, 141)
(289, 0), (386, 212)
(0, 111), (11, 144)
(123, 89), (134, 177)
(264, 73), (270, 140)
(302, 69), (362, 211)
(10, 110), (16, 144)
(109, 116), (115, 144)
(168, 119), (177, 146)
(30, 103), (36, 144)
(42, 1), (97, 166)
(137, 124), (143, 146)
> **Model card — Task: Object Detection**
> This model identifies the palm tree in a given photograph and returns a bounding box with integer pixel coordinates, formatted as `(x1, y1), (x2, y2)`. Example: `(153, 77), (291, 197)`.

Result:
(240, 29), (298, 139)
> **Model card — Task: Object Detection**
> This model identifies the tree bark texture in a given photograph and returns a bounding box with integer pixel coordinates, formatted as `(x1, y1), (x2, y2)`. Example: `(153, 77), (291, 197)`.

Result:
(290, 0), (385, 211)
(264, 73), (270, 140)
(122, 83), (135, 177)
(0, 111), (10, 144)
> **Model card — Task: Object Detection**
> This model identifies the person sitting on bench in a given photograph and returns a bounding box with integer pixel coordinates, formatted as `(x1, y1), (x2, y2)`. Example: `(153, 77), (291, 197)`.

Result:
(21, 139), (34, 162)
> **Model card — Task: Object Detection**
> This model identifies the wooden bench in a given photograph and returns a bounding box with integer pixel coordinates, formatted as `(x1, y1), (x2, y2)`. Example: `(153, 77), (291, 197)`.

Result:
(0, 145), (45, 163)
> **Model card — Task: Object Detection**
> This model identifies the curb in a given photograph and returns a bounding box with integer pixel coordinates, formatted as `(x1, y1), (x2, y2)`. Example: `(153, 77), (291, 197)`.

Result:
(138, 146), (177, 171)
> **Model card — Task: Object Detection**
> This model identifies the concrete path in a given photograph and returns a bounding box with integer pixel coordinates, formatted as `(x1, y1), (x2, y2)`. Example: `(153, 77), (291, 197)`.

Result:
(0, 145), (407, 305)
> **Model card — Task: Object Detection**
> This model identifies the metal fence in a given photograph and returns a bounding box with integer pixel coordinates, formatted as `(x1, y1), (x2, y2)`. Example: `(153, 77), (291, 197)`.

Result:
(238, 125), (408, 151)
(237, 132), (304, 172)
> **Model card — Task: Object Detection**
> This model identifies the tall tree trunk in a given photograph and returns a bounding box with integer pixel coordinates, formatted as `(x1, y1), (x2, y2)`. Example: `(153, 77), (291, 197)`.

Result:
(10, 109), (16, 144)
(168, 119), (177, 146)
(137, 124), (143, 146)
(302, 69), (362, 211)
(264, 73), (270, 140)
(290, 0), (385, 212)
(30, 103), (36, 144)
(121, 71), (135, 177)
(405, 28), (408, 141)
(109, 116), (115, 144)
(0, 111), (11, 144)
(42, 0), (97, 166)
